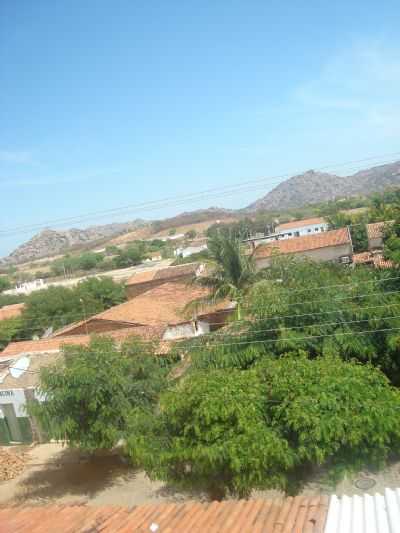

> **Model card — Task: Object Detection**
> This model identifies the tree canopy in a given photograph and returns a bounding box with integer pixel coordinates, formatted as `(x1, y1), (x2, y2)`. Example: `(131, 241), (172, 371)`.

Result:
(32, 336), (168, 451)
(128, 356), (400, 498)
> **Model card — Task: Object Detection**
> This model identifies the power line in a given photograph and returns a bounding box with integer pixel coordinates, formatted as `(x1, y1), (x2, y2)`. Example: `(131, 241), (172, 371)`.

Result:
(1, 151), (399, 237)
(5, 322), (400, 375)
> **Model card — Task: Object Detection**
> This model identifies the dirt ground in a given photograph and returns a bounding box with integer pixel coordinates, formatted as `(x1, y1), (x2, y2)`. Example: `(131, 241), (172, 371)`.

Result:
(1, 443), (400, 507)
(0, 443), (193, 507)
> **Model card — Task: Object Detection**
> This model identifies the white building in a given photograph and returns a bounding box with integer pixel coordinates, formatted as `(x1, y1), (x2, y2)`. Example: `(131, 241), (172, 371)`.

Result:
(4, 279), (46, 296)
(245, 217), (329, 249)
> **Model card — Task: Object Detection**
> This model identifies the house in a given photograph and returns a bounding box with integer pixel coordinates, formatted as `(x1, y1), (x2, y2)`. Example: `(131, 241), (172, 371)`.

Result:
(252, 227), (353, 270)
(174, 239), (208, 259)
(0, 303), (25, 322)
(276, 217), (329, 236)
(245, 217), (329, 249)
(366, 221), (393, 251)
(125, 262), (204, 299)
(51, 281), (235, 341)
(0, 352), (59, 444)
(144, 251), (162, 262)
(4, 278), (46, 296)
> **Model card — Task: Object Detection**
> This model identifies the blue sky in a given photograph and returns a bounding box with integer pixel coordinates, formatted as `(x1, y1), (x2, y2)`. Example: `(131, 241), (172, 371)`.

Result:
(1, 1), (400, 256)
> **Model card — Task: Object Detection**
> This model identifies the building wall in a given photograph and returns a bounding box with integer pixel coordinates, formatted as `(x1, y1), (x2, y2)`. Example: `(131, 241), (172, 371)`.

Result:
(368, 236), (383, 250)
(162, 320), (210, 340)
(254, 243), (353, 270)
(0, 389), (33, 444)
(53, 318), (137, 337)
(276, 222), (328, 238)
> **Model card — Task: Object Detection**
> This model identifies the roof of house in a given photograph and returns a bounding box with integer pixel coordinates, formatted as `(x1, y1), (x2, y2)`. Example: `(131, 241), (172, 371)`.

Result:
(0, 303), (25, 321)
(277, 217), (327, 231)
(325, 488), (400, 533)
(93, 281), (209, 326)
(253, 228), (351, 259)
(0, 351), (61, 389)
(126, 262), (200, 286)
(352, 251), (394, 269)
(366, 221), (394, 240)
(0, 326), (163, 359)
(0, 496), (329, 532)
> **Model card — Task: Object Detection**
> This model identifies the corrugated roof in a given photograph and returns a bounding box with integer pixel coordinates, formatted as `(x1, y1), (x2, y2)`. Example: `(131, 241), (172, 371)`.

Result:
(325, 488), (400, 533)
(126, 262), (200, 286)
(277, 217), (327, 231)
(0, 326), (163, 358)
(0, 496), (329, 532)
(253, 228), (351, 259)
(367, 221), (394, 240)
(0, 303), (25, 322)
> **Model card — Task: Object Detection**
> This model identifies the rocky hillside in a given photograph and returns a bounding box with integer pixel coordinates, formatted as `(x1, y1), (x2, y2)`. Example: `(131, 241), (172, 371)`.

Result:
(1, 221), (144, 265)
(247, 161), (400, 211)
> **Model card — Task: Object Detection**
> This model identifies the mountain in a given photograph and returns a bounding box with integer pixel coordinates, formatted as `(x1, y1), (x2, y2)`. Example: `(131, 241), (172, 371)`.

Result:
(1, 221), (144, 265)
(247, 161), (400, 211)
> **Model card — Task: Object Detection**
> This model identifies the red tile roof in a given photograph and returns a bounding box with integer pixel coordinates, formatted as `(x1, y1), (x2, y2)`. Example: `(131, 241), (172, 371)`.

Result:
(0, 497), (329, 532)
(0, 326), (163, 358)
(253, 228), (351, 259)
(87, 281), (209, 327)
(277, 217), (327, 231)
(0, 303), (25, 322)
(352, 251), (394, 269)
(126, 262), (200, 286)
(366, 220), (393, 240)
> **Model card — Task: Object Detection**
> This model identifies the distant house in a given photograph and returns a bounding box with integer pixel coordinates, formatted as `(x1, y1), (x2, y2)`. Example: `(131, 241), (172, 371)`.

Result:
(245, 217), (329, 249)
(174, 239), (208, 259)
(4, 279), (46, 296)
(125, 262), (204, 299)
(366, 221), (393, 251)
(51, 281), (234, 341)
(144, 251), (162, 262)
(0, 303), (25, 322)
(252, 228), (353, 270)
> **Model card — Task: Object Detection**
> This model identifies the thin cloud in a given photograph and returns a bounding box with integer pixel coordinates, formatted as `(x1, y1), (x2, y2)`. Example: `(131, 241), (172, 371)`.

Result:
(293, 39), (400, 134)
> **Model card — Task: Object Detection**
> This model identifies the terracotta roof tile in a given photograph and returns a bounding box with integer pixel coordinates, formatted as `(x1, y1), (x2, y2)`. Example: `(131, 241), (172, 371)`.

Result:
(352, 251), (394, 269)
(253, 228), (351, 259)
(366, 220), (393, 240)
(126, 262), (200, 286)
(92, 281), (210, 326)
(0, 326), (164, 358)
(0, 498), (329, 532)
(277, 217), (327, 231)
(0, 303), (25, 321)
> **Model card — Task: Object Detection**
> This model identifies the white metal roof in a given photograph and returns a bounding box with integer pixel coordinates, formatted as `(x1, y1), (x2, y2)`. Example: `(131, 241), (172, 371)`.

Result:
(325, 488), (400, 533)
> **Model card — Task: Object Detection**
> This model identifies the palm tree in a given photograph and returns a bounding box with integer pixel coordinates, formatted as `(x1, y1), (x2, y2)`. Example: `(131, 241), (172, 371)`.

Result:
(189, 233), (255, 320)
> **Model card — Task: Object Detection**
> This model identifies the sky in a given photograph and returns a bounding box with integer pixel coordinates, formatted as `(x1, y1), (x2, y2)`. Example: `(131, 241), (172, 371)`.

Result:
(1, 0), (400, 256)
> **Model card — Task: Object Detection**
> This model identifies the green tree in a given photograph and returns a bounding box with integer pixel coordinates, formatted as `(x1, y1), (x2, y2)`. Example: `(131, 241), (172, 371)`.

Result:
(0, 276), (11, 293)
(75, 277), (126, 314)
(20, 278), (126, 336)
(185, 229), (197, 240)
(191, 233), (255, 319)
(0, 318), (22, 350)
(32, 336), (168, 451)
(128, 369), (293, 499)
(129, 356), (400, 498)
(114, 244), (145, 268)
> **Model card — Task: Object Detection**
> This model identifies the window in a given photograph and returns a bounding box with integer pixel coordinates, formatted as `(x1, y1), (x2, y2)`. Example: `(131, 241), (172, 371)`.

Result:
(307, 229), (312, 233)
(315, 228), (319, 232)
(294, 231), (300, 237)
